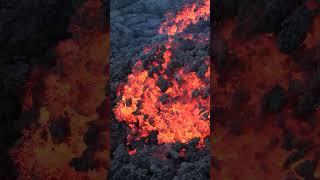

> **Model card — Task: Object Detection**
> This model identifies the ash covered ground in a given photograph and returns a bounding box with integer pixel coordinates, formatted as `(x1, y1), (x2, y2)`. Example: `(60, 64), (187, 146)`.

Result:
(109, 0), (210, 179)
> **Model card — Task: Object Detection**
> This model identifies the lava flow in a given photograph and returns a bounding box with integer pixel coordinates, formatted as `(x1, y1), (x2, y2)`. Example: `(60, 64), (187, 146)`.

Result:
(113, 0), (210, 147)
(158, 0), (210, 36)
(213, 0), (320, 179)
(10, 0), (109, 179)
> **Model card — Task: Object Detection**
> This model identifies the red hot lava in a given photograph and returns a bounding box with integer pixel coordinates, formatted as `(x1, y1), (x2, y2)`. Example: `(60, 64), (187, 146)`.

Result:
(114, 0), (210, 146)
(212, 1), (320, 179)
(159, 0), (209, 36)
(10, 0), (109, 179)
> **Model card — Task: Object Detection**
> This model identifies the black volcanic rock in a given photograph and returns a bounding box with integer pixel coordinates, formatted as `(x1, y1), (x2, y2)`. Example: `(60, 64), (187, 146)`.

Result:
(0, 0), (83, 58)
(192, 89), (201, 98)
(262, 85), (287, 113)
(70, 148), (100, 171)
(156, 76), (170, 92)
(257, 0), (302, 33)
(159, 94), (170, 104)
(294, 160), (317, 179)
(294, 92), (319, 118)
(282, 132), (296, 151)
(175, 156), (210, 180)
(148, 66), (161, 77)
(277, 5), (314, 54)
(113, 144), (131, 163)
(197, 63), (208, 79)
(181, 39), (196, 51)
(283, 149), (307, 169)
(49, 115), (71, 144)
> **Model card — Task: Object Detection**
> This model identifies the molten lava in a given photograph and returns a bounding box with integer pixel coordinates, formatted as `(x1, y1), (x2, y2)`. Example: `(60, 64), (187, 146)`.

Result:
(113, 0), (210, 146)
(212, 1), (320, 179)
(10, 0), (109, 179)
(159, 0), (210, 36)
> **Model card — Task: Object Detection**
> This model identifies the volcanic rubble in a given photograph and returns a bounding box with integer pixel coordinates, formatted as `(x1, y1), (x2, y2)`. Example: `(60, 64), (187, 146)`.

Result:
(109, 0), (210, 179)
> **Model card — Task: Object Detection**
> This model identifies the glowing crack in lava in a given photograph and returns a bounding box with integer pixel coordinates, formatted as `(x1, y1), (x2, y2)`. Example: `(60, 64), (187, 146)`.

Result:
(113, 0), (210, 146)
(10, 0), (109, 179)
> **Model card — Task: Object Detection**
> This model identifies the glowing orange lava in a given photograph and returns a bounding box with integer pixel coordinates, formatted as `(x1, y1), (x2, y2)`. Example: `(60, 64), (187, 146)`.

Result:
(212, 1), (320, 178)
(114, 0), (210, 146)
(10, 0), (109, 179)
(159, 0), (210, 36)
